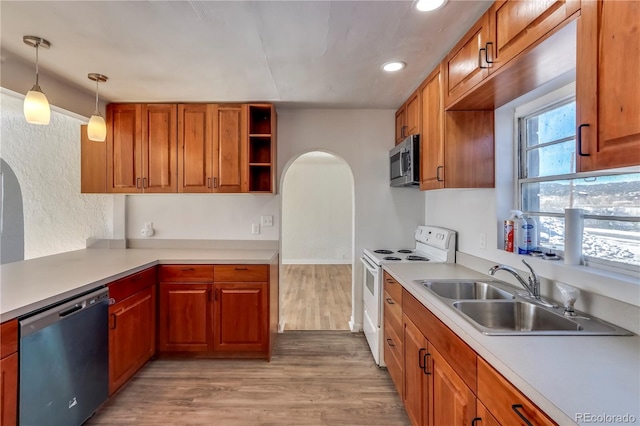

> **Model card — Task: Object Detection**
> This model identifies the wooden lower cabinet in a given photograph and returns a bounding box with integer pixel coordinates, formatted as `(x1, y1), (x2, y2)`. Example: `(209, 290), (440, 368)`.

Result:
(403, 316), (429, 426)
(214, 282), (268, 352)
(158, 283), (213, 352)
(0, 320), (18, 426)
(109, 285), (156, 394)
(477, 357), (556, 426)
(430, 346), (476, 426)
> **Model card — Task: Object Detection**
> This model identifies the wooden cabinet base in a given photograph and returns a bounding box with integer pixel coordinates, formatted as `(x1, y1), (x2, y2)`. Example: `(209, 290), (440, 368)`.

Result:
(0, 352), (18, 426)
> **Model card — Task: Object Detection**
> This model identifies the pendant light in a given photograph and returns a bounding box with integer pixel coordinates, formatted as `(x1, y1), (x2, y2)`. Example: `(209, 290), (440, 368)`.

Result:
(87, 73), (108, 142)
(23, 36), (51, 125)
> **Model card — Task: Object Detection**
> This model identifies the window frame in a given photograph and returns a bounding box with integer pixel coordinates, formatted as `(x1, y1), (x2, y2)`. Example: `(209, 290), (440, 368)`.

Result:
(514, 84), (640, 273)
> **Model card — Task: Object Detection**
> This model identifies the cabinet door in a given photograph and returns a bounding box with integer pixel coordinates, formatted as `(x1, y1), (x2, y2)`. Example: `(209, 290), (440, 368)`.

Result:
(212, 104), (247, 193)
(395, 106), (406, 144)
(142, 104), (177, 193)
(420, 66), (445, 190)
(158, 283), (213, 352)
(487, 0), (580, 74)
(107, 104), (142, 193)
(577, 0), (640, 171)
(178, 104), (214, 193)
(0, 353), (18, 426)
(109, 285), (156, 395)
(403, 316), (429, 426)
(431, 346), (476, 426)
(444, 13), (490, 107)
(213, 282), (268, 352)
(405, 91), (420, 137)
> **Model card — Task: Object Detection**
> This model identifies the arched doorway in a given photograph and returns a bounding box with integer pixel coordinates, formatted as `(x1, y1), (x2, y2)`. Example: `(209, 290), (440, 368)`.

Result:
(280, 150), (355, 330)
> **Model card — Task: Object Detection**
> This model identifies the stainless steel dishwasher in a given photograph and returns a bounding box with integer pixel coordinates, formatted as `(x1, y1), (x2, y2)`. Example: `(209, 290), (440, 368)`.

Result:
(19, 287), (109, 426)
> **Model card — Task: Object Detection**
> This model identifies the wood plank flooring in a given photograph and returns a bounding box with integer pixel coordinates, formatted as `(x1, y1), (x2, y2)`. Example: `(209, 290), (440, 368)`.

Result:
(87, 331), (409, 426)
(281, 265), (352, 331)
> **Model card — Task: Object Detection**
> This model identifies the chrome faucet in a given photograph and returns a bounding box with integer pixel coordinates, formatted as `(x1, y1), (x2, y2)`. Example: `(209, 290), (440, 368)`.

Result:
(489, 259), (557, 308)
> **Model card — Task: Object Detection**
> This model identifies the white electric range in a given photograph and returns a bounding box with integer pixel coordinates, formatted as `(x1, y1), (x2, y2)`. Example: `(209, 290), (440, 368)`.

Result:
(360, 225), (457, 366)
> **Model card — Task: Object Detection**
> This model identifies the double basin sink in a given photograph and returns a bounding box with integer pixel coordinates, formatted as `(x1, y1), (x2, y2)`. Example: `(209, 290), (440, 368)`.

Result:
(418, 280), (631, 336)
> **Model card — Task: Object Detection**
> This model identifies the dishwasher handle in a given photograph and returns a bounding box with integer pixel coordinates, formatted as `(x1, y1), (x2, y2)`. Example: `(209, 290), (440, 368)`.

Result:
(59, 302), (85, 318)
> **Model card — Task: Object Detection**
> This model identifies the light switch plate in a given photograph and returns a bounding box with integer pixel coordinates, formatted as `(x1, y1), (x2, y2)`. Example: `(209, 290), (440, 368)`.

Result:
(252, 223), (260, 234)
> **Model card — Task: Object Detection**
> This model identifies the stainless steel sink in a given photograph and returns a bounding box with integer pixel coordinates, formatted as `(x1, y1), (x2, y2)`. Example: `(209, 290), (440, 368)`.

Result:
(422, 280), (514, 300)
(451, 300), (631, 335)
(453, 300), (580, 334)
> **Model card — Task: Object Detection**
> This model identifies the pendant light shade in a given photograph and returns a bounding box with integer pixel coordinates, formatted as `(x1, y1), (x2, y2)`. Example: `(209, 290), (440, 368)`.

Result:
(23, 36), (51, 125)
(87, 114), (107, 141)
(24, 87), (51, 125)
(87, 73), (108, 142)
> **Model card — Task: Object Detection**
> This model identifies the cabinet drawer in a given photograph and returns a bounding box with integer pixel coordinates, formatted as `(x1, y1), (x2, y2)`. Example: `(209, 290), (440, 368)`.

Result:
(159, 265), (214, 282)
(108, 266), (157, 303)
(214, 265), (268, 282)
(383, 290), (403, 342)
(478, 357), (556, 426)
(0, 319), (18, 358)
(403, 289), (477, 392)
(384, 324), (404, 398)
(383, 271), (403, 302)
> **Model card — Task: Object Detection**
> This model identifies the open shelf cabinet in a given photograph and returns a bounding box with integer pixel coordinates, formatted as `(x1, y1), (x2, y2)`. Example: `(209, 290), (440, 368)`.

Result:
(248, 104), (275, 193)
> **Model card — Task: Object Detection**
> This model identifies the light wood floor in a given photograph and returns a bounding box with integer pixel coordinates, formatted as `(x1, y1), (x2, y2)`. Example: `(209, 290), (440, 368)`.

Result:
(281, 264), (352, 331)
(87, 331), (409, 426)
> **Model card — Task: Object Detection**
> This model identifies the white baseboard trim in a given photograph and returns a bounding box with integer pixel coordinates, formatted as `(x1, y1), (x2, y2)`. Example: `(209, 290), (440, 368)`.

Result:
(282, 259), (353, 265)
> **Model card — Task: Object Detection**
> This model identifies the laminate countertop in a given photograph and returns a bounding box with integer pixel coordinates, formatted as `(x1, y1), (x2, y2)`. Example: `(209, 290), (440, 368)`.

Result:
(0, 248), (278, 322)
(383, 262), (640, 426)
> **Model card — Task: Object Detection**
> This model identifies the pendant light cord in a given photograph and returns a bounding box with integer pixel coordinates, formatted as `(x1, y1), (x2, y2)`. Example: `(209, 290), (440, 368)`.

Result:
(94, 78), (100, 115)
(34, 41), (39, 87)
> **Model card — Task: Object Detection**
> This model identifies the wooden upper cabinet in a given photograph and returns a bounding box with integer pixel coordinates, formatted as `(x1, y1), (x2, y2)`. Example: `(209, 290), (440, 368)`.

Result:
(214, 104), (247, 193)
(395, 91), (420, 145)
(142, 104), (177, 193)
(178, 104), (248, 193)
(420, 66), (445, 191)
(577, 0), (640, 171)
(395, 105), (406, 144)
(178, 104), (213, 193)
(487, 0), (580, 74)
(444, 12), (490, 107)
(81, 125), (107, 193)
(107, 103), (177, 193)
(107, 104), (142, 193)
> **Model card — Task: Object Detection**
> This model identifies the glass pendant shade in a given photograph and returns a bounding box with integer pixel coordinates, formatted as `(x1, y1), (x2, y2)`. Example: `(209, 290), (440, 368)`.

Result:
(24, 87), (51, 125)
(87, 114), (107, 142)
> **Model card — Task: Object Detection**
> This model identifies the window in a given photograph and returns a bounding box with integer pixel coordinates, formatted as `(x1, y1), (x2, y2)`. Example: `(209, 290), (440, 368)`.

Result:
(517, 92), (640, 270)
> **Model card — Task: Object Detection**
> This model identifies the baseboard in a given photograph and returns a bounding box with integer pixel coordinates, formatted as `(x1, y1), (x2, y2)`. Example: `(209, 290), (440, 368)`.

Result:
(282, 259), (353, 265)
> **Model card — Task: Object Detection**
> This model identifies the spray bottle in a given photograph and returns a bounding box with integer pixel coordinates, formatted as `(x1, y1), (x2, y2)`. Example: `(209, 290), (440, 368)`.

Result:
(511, 210), (529, 255)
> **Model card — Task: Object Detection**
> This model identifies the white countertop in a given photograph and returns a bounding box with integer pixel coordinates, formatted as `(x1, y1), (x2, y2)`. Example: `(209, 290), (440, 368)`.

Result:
(383, 262), (640, 426)
(0, 248), (278, 322)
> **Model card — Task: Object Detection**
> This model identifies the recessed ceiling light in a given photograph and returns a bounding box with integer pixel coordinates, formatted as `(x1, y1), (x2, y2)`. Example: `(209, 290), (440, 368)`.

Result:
(382, 61), (406, 72)
(415, 0), (447, 12)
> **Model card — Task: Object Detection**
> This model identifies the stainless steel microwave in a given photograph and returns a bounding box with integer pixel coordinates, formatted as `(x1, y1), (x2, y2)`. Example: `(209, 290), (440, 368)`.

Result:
(390, 135), (420, 187)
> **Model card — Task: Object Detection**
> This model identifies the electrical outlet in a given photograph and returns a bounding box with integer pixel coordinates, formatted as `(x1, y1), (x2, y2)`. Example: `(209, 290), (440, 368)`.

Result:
(479, 233), (486, 250)
(261, 215), (273, 227)
(252, 223), (260, 234)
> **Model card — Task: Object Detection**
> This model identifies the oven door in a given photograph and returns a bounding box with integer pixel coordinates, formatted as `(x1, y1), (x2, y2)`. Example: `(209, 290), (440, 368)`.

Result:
(360, 256), (380, 325)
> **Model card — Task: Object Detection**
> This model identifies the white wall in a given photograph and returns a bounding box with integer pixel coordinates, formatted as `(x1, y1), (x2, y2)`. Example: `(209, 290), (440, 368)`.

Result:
(0, 90), (113, 260)
(278, 109), (426, 330)
(282, 152), (352, 264)
(126, 194), (279, 240)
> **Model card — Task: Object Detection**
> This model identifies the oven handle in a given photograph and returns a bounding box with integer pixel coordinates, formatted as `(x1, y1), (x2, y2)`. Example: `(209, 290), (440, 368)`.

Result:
(360, 256), (379, 276)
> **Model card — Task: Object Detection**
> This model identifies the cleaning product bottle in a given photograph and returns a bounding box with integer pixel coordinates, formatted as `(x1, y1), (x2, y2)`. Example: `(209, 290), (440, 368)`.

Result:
(512, 210), (529, 254)
(525, 215), (538, 253)
(504, 211), (517, 252)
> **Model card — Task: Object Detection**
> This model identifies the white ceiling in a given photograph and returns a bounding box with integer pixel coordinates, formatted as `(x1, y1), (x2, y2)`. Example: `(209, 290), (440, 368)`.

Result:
(0, 1), (491, 109)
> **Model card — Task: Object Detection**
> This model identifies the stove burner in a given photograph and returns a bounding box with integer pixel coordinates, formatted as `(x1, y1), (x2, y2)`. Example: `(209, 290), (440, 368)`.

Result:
(397, 249), (413, 254)
(406, 255), (429, 261)
(374, 249), (393, 254)
(383, 256), (401, 261)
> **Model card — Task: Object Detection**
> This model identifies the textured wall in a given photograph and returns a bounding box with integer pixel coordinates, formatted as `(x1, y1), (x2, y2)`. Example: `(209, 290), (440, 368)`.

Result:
(0, 90), (113, 260)
(282, 152), (353, 263)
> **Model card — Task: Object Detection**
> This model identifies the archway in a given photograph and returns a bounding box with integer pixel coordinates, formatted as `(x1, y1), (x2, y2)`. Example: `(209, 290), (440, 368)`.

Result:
(279, 150), (355, 330)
